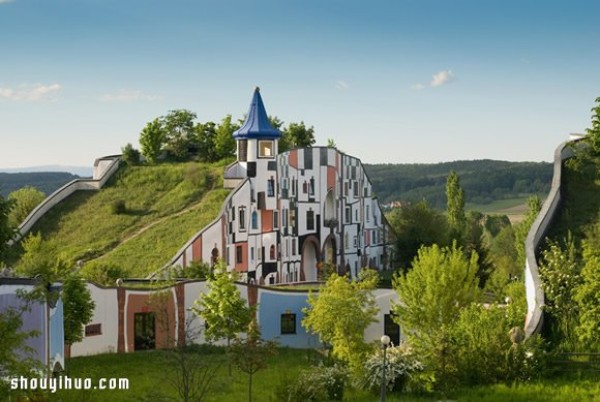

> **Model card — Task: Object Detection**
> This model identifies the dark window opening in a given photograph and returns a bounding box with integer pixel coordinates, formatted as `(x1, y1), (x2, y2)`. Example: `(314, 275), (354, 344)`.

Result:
(281, 313), (297, 335)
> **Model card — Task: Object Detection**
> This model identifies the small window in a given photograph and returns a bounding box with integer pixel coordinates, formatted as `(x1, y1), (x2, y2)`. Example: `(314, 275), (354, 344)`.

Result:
(292, 239), (297, 255)
(303, 181), (308, 194)
(85, 323), (102, 337)
(366, 205), (370, 222)
(306, 210), (315, 231)
(238, 140), (248, 162)
(250, 247), (255, 262)
(239, 207), (246, 231)
(345, 207), (351, 223)
(236, 245), (243, 264)
(353, 182), (358, 197)
(353, 236), (357, 248)
(270, 244), (276, 260)
(309, 177), (315, 195)
(259, 140), (274, 157)
(281, 313), (296, 335)
(344, 182), (349, 196)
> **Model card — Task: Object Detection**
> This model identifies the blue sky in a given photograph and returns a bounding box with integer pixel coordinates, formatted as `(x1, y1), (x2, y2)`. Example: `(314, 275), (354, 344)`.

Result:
(0, 0), (599, 170)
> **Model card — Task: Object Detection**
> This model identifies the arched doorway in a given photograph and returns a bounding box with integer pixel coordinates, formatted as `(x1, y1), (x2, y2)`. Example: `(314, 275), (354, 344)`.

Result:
(301, 236), (320, 282)
(323, 234), (337, 266)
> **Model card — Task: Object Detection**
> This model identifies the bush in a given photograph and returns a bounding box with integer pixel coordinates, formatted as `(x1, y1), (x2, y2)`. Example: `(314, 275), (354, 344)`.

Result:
(360, 343), (424, 394)
(121, 143), (141, 165)
(275, 364), (348, 402)
(111, 200), (127, 215)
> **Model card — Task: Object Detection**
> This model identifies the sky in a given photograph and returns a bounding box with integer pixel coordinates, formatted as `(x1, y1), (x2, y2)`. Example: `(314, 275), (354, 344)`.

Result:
(0, 0), (599, 170)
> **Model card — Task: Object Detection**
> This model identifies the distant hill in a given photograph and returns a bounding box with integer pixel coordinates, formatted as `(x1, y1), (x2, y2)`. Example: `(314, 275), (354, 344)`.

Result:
(0, 172), (82, 197)
(364, 160), (553, 210)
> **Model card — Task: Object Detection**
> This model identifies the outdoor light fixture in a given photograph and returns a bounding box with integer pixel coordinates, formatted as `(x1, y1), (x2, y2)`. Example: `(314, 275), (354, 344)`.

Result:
(380, 334), (391, 402)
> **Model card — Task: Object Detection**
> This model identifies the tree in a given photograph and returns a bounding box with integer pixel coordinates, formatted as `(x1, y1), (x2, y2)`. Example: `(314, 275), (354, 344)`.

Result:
(62, 272), (95, 353)
(214, 114), (239, 160)
(0, 304), (41, 399)
(514, 196), (541, 266)
(121, 143), (141, 165)
(149, 290), (220, 402)
(0, 193), (15, 264)
(387, 200), (449, 269)
(575, 220), (600, 348)
(282, 121), (316, 151)
(192, 261), (253, 347)
(392, 243), (479, 390)
(195, 121), (218, 162)
(230, 319), (277, 402)
(162, 109), (197, 160)
(139, 118), (166, 164)
(7, 186), (45, 228)
(446, 170), (466, 239)
(327, 138), (337, 148)
(302, 269), (379, 374)
(585, 96), (600, 155)
(539, 234), (581, 345)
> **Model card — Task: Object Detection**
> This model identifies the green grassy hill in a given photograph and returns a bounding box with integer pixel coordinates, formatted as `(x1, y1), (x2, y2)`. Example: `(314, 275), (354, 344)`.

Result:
(16, 161), (230, 280)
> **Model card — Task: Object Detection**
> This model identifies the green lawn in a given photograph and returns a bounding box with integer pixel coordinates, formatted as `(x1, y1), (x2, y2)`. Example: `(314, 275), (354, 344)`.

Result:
(20, 348), (599, 402)
(14, 161), (230, 279)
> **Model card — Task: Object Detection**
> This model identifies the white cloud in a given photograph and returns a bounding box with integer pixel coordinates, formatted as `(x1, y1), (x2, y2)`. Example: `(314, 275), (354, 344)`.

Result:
(430, 70), (455, 87)
(99, 90), (162, 102)
(335, 80), (349, 90)
(411, 70), (456, 90)
(0, 83), (62, 101)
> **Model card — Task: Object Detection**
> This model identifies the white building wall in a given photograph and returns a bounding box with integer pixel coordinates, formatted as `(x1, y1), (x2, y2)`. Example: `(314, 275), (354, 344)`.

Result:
(71, 284), (118, 357)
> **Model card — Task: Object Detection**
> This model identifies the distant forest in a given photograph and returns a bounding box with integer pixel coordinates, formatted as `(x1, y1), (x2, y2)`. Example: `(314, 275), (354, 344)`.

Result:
(364, 160), (553, 209)
(0, 172), (80, 197)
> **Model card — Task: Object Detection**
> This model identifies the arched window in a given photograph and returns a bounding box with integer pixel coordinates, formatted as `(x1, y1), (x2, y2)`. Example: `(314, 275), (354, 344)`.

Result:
(251, 211), (258, 230)
(270, 244), (276, 260)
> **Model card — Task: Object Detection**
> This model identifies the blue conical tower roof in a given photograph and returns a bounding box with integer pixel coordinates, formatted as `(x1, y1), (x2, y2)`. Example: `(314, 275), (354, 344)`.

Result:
(233, 87), (282, 139)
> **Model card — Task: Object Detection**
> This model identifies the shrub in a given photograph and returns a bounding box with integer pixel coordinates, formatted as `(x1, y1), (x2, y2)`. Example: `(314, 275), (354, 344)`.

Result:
(111, 199), (127, 215)
(121, 143), (141, 165)
(360, 342), (424, 394)
(275, 364), (348, 402)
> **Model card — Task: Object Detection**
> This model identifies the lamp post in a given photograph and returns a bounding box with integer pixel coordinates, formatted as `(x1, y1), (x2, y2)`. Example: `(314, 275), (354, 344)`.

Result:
(380, 334), (391, 402)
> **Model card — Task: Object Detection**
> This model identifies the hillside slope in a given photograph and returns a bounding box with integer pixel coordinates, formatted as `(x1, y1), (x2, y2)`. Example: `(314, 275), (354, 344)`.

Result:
(15, 161), (230, 279)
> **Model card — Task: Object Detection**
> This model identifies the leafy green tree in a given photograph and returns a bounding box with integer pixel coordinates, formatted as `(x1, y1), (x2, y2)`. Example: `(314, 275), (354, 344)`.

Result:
(192, 261), (253, 347)
(575, 222), (600, 348)
(162, 109), (197, 160)
(62, 272), (95, 350)
(0, 193), (15, 264)
(0, 304), (41, 398)
(282, 121), (316, 150)
(230, 319), (277, 402)
(514, 196), (541, 266)
(446, 170), (466, 239)
(585, 96), (600, 155)
(302, 269), (379, 374)
(7, 186), (45, 228)
(195, 121), (218, 162)
(121, 143), (141, 165)
(327, 138), (337, 148)
(392, 243), (480, 391)
(539, 234), (581, 345)
(387, 200), (449, 269)
(214, 114), (239, 160)
(139, 118), (166, 164)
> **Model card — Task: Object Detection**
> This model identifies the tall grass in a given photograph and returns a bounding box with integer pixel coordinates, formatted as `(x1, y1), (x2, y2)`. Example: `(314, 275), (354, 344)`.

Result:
(16, 161), (229, 278)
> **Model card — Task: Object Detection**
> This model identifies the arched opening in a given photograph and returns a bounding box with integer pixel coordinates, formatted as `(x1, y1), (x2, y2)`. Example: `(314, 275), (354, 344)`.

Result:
(211, 247), (219, 268)
(324, 190), (336, 226)
(301, 237), (320, 282)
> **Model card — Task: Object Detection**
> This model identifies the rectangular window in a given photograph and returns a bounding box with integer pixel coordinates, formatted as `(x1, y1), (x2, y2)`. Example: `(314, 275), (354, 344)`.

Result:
(250, 247), (255, 262)
(306, 210), (315, 231)
(290, 209), (296, 230)
(344, 182), (349, 196)
(273, 210), (279, 229)
(239, 207), (246, 231)
(353, 236), (357, 248)
(345, 207), (351, 223)
(353, 182), (359, 197)
(238, 140), (248, 162)
(282, 208), (288, 228)
(304, 149), (313, 169)
(267, 178), (275, 197)
(236, 245), (243, 264)
(259, 140), (274, 157)
(85, 323), (102, 337)
(292, 239), (297, 255)
(366, 205), (370, 222)
(281, 313), (296, 335)
(309, 177), (315, 195)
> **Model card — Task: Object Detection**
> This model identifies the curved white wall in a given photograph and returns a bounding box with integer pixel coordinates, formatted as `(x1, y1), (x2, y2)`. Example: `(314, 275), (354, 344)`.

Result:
(13, 156), (121, 243)
(524, 140), (578, 337)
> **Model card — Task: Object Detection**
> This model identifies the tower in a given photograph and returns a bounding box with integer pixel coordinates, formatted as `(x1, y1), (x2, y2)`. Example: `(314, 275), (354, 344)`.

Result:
(233, 87), (281, 178)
